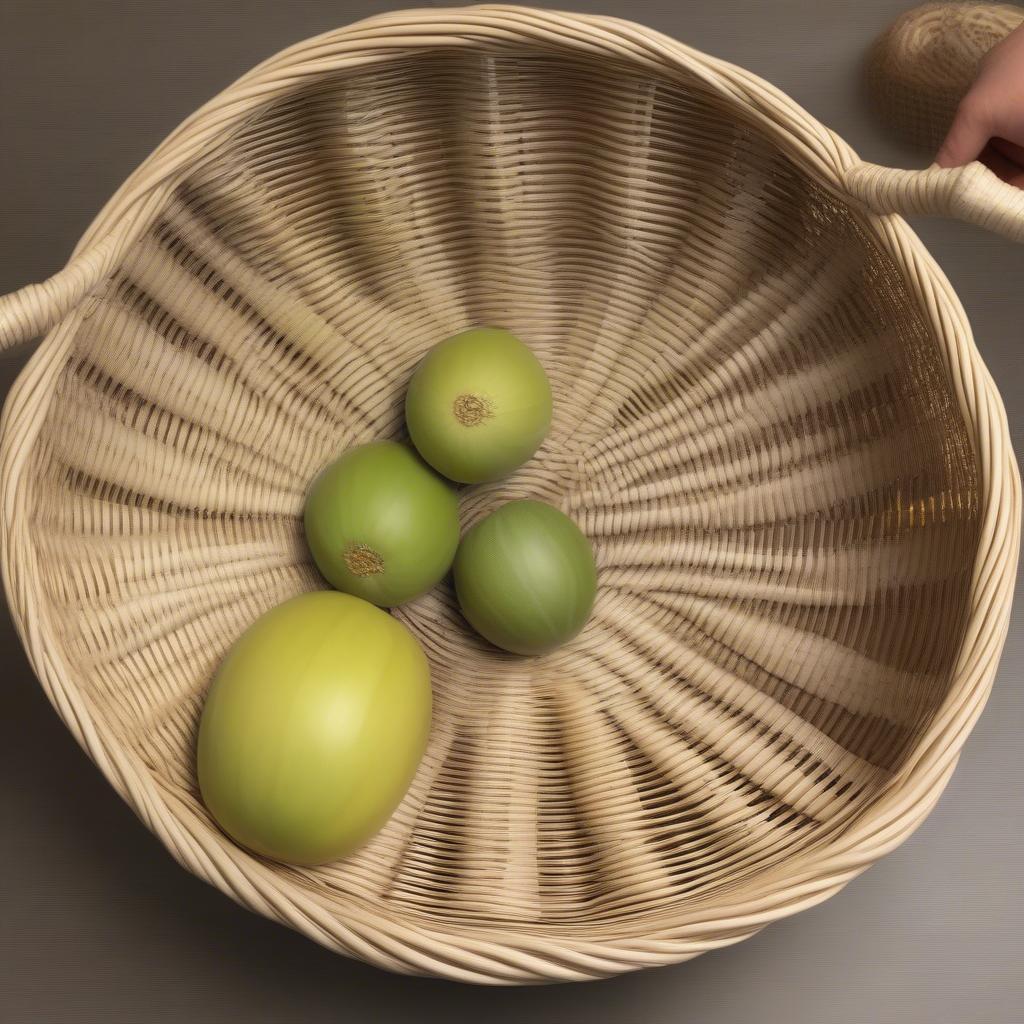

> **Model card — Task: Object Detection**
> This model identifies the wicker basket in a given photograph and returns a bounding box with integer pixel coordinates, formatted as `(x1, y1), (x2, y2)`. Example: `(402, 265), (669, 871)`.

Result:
(0, 6), (1020, 984)
(868, 2), (1024, 151)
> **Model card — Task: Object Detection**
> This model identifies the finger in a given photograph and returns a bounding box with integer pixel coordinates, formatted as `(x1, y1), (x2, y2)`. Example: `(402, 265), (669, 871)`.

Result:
(989, 136), (1024, 167)
(979, 143), (1024, 189)
(936, 99), (992, 167)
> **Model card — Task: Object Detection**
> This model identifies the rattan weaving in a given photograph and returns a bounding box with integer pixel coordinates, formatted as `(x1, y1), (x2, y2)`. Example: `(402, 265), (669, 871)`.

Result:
(0, 6), (1019, 983)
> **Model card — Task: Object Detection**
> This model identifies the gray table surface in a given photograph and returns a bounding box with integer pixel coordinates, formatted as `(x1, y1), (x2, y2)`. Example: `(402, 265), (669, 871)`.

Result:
(1, 2), (1021, 1021)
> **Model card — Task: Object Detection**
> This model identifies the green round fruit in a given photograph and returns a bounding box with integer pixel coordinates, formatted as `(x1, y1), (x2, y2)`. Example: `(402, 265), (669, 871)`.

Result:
(453, 500), (597, 656)
(304, 440), (459, 607)
(405, 327), (552, 484)
(198, 591), (432, 866)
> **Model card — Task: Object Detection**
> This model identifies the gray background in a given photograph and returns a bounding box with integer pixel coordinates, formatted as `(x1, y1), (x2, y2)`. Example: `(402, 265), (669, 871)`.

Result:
(1, 2), (1021, 1021)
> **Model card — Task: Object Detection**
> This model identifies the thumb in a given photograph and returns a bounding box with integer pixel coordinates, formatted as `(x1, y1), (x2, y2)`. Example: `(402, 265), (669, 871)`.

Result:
(936, 98), (991, 167)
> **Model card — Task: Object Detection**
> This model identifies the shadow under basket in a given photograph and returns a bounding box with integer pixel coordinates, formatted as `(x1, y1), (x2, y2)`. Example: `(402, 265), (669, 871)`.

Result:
(0, 6), (1019, 984)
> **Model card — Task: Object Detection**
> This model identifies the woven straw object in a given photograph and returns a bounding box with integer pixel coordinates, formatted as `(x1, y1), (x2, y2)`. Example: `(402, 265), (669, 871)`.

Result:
(869, 2), (1024, 151)
(0, 6), (1020, 984)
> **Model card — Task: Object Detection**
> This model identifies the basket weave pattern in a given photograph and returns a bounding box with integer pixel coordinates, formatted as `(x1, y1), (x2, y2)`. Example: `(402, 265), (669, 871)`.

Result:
(868, 1), (1024, 151)
(0, 7), (1019, 983)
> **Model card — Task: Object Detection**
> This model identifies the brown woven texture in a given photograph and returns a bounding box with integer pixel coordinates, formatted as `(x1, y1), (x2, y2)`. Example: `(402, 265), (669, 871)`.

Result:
(0, 6), (1019, 984)
(868, 2), (1024, 151)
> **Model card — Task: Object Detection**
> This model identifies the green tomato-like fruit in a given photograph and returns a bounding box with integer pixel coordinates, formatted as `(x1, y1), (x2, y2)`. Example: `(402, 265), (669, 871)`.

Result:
(198, 591), (432, 866)
(453, 500), (597, 656)
(405, 327), (552, 483)
(304, 440), (459, 607)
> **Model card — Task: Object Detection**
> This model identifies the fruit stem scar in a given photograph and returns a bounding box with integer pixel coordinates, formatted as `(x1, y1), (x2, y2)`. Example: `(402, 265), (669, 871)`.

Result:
(343, 543), (384, 577)
(453, 393), (493, 427)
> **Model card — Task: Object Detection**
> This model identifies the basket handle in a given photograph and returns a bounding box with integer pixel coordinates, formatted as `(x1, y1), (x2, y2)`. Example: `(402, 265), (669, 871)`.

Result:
(843, 159), (1024, 241)
(0, 234), (126, 352)
(3, 165), (1020, 358)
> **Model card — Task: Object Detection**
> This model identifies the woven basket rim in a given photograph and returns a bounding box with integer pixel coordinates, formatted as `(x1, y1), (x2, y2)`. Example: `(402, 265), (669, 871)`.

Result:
(1, 4), (1019, 983)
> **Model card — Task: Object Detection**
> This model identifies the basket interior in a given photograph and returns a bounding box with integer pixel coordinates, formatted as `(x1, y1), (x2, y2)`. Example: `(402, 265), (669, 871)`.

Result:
(22, 47), (980, 934)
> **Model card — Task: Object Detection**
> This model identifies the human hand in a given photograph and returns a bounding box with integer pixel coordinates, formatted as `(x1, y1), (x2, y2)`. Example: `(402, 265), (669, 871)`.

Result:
(937, 22), (1024, 187)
